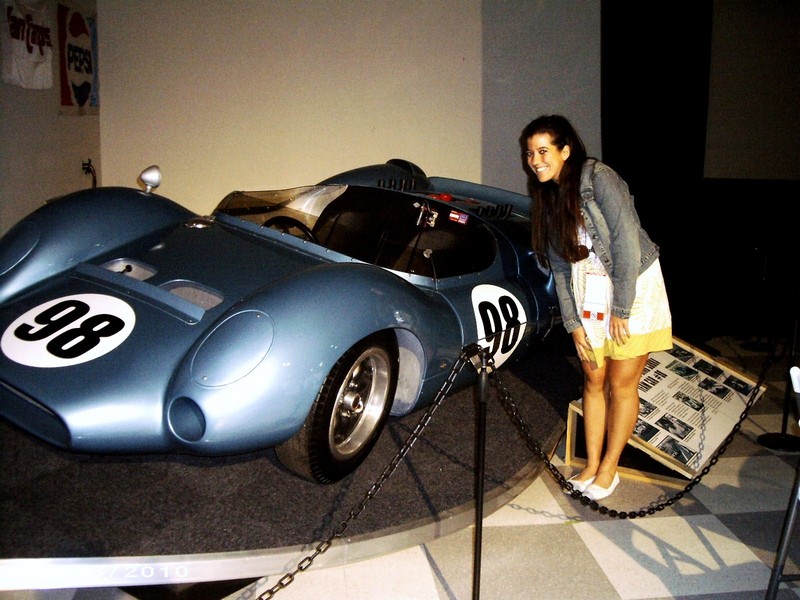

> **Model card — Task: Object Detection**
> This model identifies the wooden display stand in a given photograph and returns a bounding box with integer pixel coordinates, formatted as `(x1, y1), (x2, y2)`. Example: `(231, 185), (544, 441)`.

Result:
(564, 337), (766, 488)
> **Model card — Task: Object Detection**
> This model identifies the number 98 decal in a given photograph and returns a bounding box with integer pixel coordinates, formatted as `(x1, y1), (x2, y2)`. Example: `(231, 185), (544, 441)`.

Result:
(471, 284), (527, 368)
(1, 294), (136, 368)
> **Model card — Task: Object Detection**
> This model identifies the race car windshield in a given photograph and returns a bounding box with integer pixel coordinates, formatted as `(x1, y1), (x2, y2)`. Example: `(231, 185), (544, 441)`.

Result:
(215, 185), (348, 226)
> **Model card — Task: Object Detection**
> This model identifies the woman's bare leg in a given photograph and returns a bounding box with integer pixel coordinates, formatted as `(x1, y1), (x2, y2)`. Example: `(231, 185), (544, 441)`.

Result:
(592, 354), (649, 489)
(575, 360), (609, 483)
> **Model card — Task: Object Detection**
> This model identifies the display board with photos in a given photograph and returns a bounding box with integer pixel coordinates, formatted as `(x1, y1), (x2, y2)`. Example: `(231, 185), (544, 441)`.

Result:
(567, 337), (767, 480)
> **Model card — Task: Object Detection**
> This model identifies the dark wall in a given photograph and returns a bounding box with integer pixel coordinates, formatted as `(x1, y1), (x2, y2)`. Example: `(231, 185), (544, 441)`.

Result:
(600, 1), (798, 345)
(685, 178), (800, 343)
(601, 3), (713, 198)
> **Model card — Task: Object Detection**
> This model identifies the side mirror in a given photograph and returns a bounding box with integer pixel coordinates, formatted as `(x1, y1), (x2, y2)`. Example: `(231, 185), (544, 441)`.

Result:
(139, 165), (162, 193)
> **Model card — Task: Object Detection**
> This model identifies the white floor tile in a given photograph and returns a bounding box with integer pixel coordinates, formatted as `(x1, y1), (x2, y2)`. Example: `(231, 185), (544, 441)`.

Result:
(225, 546), (440, 600)
(483, 477), (581, 527)
(574, 514), (772, 599)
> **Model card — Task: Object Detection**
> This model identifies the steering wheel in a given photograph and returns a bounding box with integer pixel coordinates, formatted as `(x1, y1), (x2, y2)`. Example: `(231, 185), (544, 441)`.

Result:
(262, 216), (317, 242)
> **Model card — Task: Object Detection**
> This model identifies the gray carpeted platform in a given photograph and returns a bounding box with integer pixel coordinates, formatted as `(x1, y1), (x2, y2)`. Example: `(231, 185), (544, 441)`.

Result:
(0, 333), (580, 560)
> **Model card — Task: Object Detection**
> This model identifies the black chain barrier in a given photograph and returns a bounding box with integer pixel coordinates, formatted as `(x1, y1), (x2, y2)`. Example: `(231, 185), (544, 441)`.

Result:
(494, 344), (772, 518)
(256, 339), (777, 597)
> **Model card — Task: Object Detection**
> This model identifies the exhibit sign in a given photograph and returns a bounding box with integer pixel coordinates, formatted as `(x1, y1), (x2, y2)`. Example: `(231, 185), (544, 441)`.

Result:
(568, 337), (767, 480)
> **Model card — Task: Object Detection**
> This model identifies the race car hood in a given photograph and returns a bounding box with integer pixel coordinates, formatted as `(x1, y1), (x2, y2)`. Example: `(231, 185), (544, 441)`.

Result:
(0, 217), (325, 452)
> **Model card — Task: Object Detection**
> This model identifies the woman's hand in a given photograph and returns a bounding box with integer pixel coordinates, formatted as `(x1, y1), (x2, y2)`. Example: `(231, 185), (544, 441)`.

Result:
(571, 327), (594, 362)
(609, 315), (630, 345)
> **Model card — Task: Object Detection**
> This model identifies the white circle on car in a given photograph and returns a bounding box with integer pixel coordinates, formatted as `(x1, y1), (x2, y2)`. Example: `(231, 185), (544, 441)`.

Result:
(1, 294), (136, 368)
(471, 284), (527, 368)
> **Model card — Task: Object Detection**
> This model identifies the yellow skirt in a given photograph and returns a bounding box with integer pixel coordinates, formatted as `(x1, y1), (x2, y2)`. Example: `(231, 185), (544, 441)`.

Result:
(572, 257), (672, 368)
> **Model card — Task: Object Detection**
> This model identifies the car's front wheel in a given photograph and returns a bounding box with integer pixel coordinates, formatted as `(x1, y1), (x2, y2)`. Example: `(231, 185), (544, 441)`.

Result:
(276, 332), (398, 483)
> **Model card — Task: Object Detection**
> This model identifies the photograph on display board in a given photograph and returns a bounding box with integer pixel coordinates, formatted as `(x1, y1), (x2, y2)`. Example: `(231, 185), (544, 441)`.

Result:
(631, 338), (766, 477)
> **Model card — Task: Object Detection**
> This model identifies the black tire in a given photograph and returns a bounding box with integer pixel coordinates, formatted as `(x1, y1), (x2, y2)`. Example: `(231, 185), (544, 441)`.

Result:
(275, 332), (398, 483)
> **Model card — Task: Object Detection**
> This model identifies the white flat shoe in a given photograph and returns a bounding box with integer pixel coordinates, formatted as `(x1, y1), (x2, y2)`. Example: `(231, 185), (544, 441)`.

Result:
(584, 473), (620, 501)
(564, 475), (595, 494)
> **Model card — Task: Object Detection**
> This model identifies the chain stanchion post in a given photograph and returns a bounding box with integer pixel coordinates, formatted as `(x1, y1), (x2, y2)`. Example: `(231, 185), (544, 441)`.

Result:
(765, 368), (800, 599)
(471, 347), (490, 600)
(766, 454), (800, 599)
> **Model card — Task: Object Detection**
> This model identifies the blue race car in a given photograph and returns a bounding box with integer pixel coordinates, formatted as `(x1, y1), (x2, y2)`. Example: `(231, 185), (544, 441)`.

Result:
(0, 159), (558, 483)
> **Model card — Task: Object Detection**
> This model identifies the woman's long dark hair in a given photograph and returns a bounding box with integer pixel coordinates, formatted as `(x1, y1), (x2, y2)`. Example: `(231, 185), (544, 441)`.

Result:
(521, 115), (588, 262)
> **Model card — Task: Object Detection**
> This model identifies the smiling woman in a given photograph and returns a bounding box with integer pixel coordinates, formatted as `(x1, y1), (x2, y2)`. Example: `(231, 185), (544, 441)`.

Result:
(522, 114), (672, 501)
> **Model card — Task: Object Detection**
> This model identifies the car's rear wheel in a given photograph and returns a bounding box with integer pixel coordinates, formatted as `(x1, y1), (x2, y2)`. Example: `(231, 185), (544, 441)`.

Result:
(275, 332), (398, 483)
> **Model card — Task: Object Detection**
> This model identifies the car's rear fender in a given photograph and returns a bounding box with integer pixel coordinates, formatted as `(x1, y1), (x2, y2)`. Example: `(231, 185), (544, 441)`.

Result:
(165, 262), (462, 453)
(0, 187), (194, 304)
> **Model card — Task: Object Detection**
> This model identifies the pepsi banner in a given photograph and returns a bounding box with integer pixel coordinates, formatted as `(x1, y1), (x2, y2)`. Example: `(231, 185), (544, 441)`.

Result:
(57, 2), (97, 114)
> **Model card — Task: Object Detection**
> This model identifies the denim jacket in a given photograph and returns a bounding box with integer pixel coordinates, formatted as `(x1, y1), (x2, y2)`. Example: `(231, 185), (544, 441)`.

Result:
(547, 159), (660, 334)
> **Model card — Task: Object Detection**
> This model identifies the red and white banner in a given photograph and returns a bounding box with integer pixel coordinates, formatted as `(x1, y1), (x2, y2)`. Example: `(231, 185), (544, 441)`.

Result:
(1, 0), (53, 89)
(57, 2), (97, 114)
